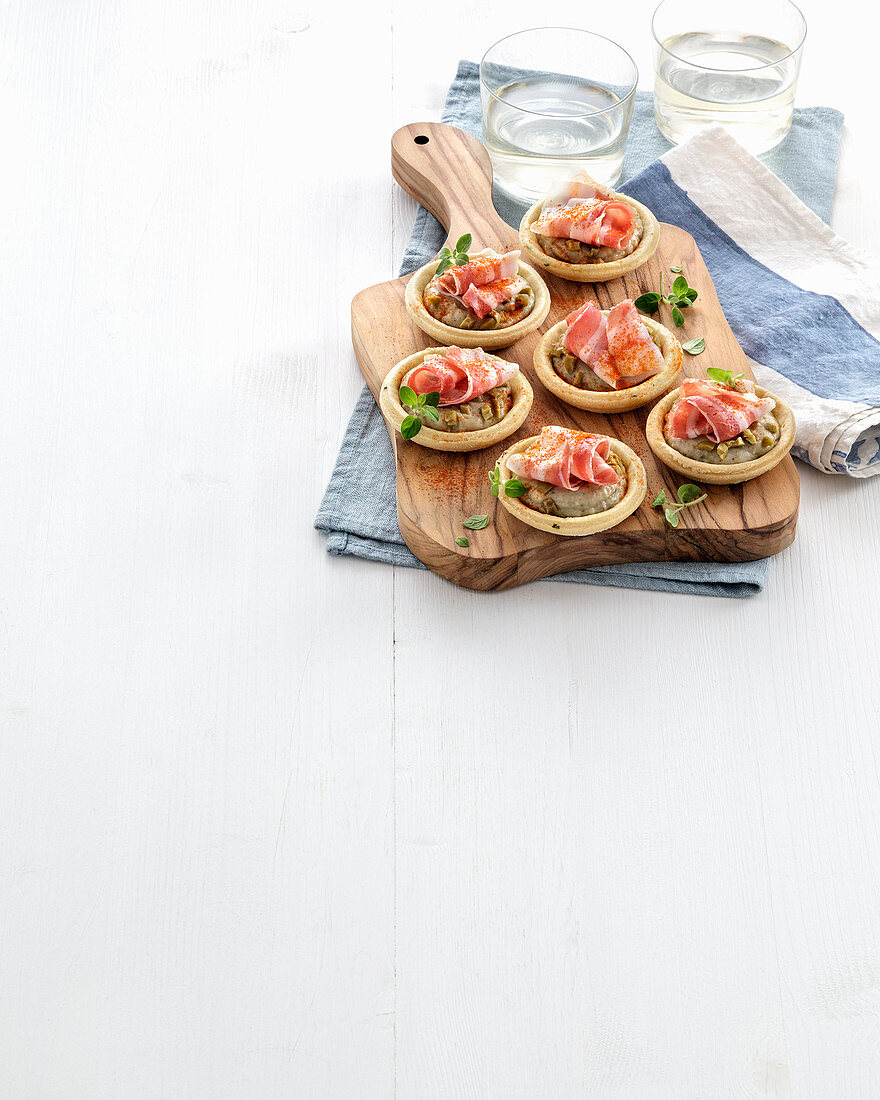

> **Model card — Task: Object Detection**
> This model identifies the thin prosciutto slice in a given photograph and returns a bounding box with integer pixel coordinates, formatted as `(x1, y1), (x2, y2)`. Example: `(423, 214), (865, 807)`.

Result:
(460, 276), (524, 320)
(541, 170), (615, 211)
(665, 378), (775, 443)
(437, 250), (521, 297)
(604, 301), (665, 387)
(562, 300), (663, 390)
(402, 347), (517, 407)
(531, 198), (638, 250)
(562, 302), (617, 387)
(506, 427), (620, 490)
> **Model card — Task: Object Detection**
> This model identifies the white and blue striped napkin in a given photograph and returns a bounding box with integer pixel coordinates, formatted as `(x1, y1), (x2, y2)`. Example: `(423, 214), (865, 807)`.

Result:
(626, 126), (880, 475)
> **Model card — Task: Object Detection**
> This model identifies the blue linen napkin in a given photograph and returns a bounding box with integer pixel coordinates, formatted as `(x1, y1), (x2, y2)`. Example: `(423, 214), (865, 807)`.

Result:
(315, 61), (845, 597)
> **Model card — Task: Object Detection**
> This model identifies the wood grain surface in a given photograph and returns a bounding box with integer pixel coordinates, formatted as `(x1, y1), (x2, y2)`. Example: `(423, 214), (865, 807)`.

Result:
(355, 122), (799, 589)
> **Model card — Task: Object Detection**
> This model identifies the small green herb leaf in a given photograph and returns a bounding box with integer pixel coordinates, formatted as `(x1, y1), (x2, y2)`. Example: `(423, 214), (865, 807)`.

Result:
(399, 388), (441, 433)
(455, 536), (470, 547)
(488, 468), (501, 497)
(681, 337), (706, 355)
(706, 367), (744, 387)
(670, 265), (682, 274)
(676, 483), (705, 504)
(463, 514), (489, 530)
(634, 292), (662, 313)
(639, 274), (698, 326)
(504, 478), (527, 498)
(436, 237), (470, 273)
(655, 481), (707, 526)
(672, 275), (689, 297)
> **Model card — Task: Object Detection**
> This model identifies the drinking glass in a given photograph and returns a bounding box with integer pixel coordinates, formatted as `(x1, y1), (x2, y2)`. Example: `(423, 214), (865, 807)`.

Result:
(652, 0), (807, 155)
(480, 28), (638, 203)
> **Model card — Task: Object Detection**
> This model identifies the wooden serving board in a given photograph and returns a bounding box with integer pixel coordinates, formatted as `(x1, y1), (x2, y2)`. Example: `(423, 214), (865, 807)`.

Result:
(351, 122), (799, 591)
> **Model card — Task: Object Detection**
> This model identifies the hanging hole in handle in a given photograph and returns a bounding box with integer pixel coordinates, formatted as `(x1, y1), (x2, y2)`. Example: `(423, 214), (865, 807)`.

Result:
(414, 135), (429, 145)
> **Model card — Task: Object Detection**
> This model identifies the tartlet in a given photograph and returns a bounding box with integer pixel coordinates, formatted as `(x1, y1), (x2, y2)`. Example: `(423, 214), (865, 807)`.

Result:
(405, 248), (550, 349)
(519, 190), (660, 283)
(533, 309), (682, 413)
(495, 430), (647, 536)
(646, 382), (796, 485)
(379, 346), (533, 452)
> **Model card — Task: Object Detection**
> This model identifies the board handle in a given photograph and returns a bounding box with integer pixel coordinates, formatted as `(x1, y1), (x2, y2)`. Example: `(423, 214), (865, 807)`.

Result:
(391, 122), (517, 256)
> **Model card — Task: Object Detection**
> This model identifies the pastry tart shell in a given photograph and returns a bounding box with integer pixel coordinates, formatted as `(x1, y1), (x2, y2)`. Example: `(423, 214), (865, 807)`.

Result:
(533, 312), (682, 412)
(645, 385), (796, 485)
(379, 347), (533, 452)
(519, 194), (660, 282)
(495, 436), (647, 536)
(404, 249), (551, 349)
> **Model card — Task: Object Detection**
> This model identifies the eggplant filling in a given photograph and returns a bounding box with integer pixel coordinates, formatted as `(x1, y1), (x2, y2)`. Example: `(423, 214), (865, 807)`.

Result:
(549, 334), (664, 393)
(665, 412), (781, 464)
(536, 206), (642, 265)
(434, 383), (514, 433)
(423, 279), (534, 331)
(519, 451), (627, 517)
(549, 341), (613, 392)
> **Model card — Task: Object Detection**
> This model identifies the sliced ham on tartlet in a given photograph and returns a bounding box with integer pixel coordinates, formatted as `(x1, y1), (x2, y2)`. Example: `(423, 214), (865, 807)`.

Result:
(533, 299), (682, 412)
(404, 245), (550, 349)
(379, 345), (533, 452)
(540, 172), (617, 207)
(519, 170), (660, 282)
(646, 373), (796, 484)
(495, 426), (646, 536)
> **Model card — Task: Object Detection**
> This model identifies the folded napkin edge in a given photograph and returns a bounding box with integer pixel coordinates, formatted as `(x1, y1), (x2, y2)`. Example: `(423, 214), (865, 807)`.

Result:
(662, 123), (880, 279)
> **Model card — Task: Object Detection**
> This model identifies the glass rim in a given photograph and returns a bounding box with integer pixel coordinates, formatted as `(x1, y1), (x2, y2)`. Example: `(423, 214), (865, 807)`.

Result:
(651, 0), (807, 73)
(479, 26), (638, 121)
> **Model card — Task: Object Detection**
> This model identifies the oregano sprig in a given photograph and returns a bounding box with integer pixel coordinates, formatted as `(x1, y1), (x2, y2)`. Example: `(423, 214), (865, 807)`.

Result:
(488, 469), (526, 498)
(652, 483), (707, 528)
(399, 385), (440, 439)
(706, 366), (744, 388)
(635, 271), (698, 328)
(435, 233), (472, 276)
(503, 477), (526, 498)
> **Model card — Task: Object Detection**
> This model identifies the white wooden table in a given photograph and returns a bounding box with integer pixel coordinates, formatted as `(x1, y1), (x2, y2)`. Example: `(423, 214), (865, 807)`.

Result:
(3, 2), (879, 1096)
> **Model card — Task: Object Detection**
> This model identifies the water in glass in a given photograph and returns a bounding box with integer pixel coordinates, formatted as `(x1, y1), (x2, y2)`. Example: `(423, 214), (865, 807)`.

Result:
(482, 76), (630, 202)
(654, 31), (799, 153)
